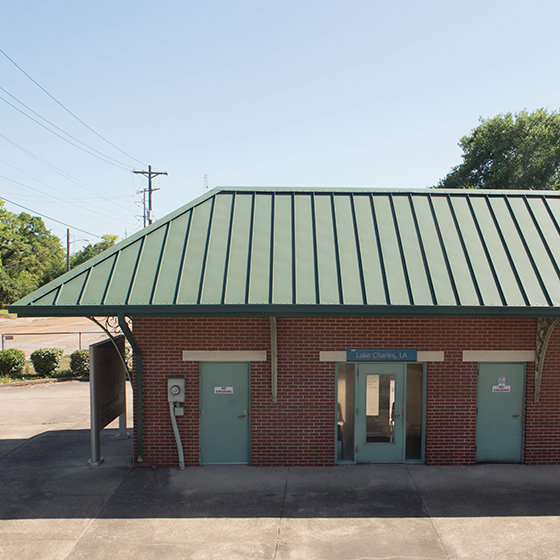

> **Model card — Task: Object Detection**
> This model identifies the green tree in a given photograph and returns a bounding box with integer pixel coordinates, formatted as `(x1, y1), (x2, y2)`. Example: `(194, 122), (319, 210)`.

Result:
(0, 201), (65, 304)
(436, 108), (560, 190)
(71, 234), (117, 268)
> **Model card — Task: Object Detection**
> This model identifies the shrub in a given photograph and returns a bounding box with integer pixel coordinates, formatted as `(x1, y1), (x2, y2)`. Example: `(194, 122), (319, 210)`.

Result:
(30, 348), (63, 377)
(70, 349), (89, 377)
(0, 348), (26, 377)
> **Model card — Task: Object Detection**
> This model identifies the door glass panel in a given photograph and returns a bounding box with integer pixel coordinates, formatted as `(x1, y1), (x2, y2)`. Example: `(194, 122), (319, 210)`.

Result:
(406, 364), (423, 460)
(336, 363), (355, 461)
(366, 374), (395, 443)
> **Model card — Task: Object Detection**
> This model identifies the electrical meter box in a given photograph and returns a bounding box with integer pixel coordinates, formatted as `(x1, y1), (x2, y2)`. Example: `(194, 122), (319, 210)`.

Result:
(167, 378), (185, 402)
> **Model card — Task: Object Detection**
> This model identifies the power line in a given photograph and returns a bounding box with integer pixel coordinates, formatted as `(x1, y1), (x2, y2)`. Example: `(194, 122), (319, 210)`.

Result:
(0, 173), (136, 223)
(0, 196), (103, 239)
(0, 132), (133, 211)
(0, 86), (137, 169)
(0, 47), (147, 168)
(0, 91), (132, 170)
(0, 158), (134, 209)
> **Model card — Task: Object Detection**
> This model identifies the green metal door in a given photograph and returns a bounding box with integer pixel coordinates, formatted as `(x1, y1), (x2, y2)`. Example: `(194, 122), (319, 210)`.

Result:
(200, 362), (250, 464)
(476, 363), (525, 463)
(356, 363), (405, 462)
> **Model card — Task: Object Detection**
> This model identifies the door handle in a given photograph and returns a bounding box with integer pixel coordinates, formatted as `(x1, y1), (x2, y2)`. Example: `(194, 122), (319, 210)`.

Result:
(513, 409), (521, 419)
(396, 409), (402, 420)
(238, 409), (247, 419)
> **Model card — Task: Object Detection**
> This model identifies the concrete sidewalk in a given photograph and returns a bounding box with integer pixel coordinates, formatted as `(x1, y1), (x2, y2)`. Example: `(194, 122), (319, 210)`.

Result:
(2, 382), (560, 560)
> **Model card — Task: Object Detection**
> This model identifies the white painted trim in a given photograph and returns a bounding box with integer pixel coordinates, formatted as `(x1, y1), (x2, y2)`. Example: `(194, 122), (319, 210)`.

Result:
(462, 350), (535, 362)
(417, 351), (445, 362)
(182, 350), (267, 362)
(319, 351), (445, 362)
(319, 351), (346, 362)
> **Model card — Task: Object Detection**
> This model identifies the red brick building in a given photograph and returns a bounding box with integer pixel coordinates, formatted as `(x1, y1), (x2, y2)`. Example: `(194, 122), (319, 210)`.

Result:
(11, 188), (560, 466)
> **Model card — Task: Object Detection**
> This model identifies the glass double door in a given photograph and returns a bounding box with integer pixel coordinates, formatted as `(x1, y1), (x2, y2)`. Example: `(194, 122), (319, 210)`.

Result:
(337, 362), (424, 463)
(356, 363), (405, 463)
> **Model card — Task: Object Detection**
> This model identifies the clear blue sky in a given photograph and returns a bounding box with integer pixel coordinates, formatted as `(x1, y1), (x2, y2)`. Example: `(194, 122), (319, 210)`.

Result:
(1, 0), (559, 249)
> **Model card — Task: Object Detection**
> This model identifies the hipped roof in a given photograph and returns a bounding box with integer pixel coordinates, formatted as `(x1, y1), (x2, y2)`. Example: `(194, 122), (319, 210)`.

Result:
(9, 187), (560, 318)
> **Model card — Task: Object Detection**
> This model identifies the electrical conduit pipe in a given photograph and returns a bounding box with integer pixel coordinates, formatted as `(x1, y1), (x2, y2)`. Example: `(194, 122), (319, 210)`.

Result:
(169, 403), (185, 470)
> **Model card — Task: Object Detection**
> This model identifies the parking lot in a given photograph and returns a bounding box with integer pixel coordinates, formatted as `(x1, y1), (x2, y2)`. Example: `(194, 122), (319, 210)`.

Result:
(0, 315), (106, 358)
(2, 380), (560, 560)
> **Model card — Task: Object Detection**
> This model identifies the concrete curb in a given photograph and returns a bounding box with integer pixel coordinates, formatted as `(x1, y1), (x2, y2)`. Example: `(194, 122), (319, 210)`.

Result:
(0, 376), (89, 388)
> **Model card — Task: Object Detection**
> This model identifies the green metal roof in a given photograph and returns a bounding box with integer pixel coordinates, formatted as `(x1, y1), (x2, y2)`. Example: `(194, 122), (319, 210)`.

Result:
(9, 187), (560, 317)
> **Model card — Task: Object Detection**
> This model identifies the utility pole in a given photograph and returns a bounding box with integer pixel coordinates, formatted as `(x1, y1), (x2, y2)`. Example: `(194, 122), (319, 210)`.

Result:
(67, 228), (70, 272)
(133, 165), (167, 225)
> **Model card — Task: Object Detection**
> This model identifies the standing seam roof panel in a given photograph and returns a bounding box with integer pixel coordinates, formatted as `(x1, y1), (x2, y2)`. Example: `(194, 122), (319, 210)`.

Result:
(54, 272), (88, 306)
(431, 196), (479, 306)
(352, 195), (386, 305)
(489, 197), (547, 306)
(526, 198), (560, 300)
(32, 288), (59, 307)
(449, 196), (502, 306)
(272, 194), (294, 305)
(199, 193), (234, 305)
(373, 196), (409, 305)
(80, 254), (118, 305)
(223, 193), (253, 305)
(468, 197), (525, 307)
(247, 194), (272, 305)
(509, 197), (560, 305)
(410, 196), (456, 306)
(333, 195), (364, 305)
(392, 196), (433, 306)
(128, 225), (168, 305)
(314, 194), (341, 304)
(104, 240), (142, 305)
(294, 194), (317, 305)
(152, 212), (191, 305)
(176, 200), (213, 305)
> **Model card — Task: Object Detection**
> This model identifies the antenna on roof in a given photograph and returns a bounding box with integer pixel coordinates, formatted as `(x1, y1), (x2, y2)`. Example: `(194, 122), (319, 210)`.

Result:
(204, 174), (209, 191)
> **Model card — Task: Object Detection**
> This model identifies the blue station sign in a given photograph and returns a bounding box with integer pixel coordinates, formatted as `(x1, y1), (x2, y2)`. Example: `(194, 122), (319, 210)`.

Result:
(346, 348), (417, 362)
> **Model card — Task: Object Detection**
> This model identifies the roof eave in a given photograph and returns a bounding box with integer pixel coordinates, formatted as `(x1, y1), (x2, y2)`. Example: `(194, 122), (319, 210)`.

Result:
(7, 303), (560, 319)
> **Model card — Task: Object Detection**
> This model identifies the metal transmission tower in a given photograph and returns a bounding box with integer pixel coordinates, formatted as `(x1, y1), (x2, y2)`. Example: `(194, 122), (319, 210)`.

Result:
(133, 165), (168, 226)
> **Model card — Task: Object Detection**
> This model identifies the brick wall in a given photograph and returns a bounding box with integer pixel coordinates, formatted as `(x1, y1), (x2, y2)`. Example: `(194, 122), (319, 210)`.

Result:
(525, 323), (560, 464)
(129, 316), (560, 467)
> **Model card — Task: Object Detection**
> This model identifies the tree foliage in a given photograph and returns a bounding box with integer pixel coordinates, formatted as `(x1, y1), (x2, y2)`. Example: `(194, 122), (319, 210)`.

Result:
(0, 201), (65, 304)
(436, 108), (560, 190)
(71, 235), (117, 268)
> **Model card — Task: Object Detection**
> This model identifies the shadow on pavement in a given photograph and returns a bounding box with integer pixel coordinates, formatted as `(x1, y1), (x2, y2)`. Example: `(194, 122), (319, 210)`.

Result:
(1, 428), (560, 521)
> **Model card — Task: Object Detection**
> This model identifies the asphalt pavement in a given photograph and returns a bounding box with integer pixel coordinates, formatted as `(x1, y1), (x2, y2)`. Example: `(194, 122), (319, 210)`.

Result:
(1, 380), (560, 560)
(0, 316), (106, 358)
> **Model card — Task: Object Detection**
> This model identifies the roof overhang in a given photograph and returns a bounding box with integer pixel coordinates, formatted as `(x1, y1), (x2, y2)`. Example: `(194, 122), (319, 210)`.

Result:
(8, 303), (560, 319)
(9, 187), (560, 319)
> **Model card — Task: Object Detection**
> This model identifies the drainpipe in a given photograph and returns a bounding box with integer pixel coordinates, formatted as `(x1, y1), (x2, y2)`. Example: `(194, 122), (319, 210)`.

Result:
(270, 316), (278, 403)
(118, 315), (144, 462)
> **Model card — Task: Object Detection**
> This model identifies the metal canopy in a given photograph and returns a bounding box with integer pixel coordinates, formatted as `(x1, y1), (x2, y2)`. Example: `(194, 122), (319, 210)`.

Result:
(9, 187), (560, 317)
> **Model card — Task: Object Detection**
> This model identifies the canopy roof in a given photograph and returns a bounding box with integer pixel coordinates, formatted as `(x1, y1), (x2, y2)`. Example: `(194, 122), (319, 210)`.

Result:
(10, 187), (560, 318)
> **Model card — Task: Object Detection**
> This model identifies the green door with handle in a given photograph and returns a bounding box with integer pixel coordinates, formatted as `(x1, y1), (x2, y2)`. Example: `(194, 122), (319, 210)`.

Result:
(200, 362), (250, 464)
(356, 363), (405, 462)
(476, 363), (525, 463)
